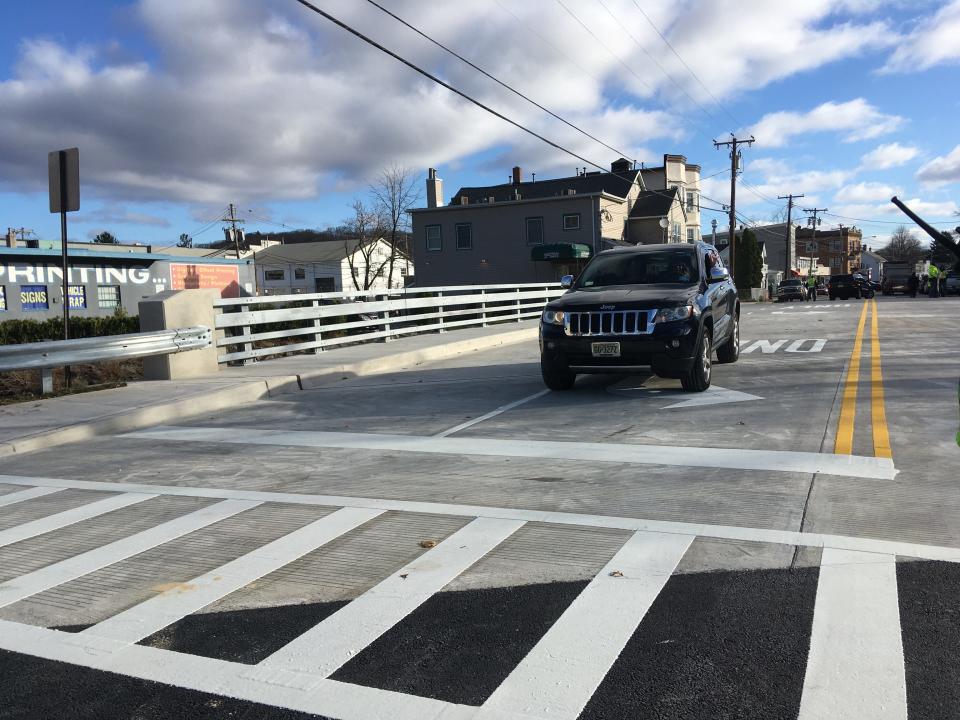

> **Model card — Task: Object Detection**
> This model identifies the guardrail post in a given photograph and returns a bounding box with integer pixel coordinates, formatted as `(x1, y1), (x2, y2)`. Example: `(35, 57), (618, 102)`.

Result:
(437, 291), (445, 333)
(515, 288), (522, 322)
(311, 299), (323, 353)
(481, 289), (488, 327)
(39, 368), (54, 395)
(379, 294), (393, 343)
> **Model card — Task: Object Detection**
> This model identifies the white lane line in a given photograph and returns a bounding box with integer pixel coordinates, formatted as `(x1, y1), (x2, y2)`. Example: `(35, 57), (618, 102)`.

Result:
(0, 492), (155, 549)
(0, 499), (259, 609)
(0, 486), (62, 508)
(477, 531), (692, 720)
(0, 620), (473, 720)
(123, 425), (897, 480)
(798, 548), (907, 720)
(79, 506), (383, 645)
(4, 474), (959, 564)
(434, 389), (550, 438)
(259, 516), (525, 679)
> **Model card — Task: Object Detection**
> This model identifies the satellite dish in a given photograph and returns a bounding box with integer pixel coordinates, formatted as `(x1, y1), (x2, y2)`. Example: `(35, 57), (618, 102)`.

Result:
(658, 218), (669, 228)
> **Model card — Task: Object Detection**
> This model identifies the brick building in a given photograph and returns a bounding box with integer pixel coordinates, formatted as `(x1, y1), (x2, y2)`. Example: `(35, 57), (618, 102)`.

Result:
(796, 226), (863, 275)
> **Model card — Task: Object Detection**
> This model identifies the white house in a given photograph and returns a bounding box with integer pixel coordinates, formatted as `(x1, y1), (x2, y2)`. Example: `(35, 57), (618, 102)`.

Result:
(254, 239), (412, 295)
(860, 249), (886, 282)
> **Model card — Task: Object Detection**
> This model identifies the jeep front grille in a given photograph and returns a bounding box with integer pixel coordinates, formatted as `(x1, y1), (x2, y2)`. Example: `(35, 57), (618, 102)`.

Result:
(564, 310), (657, 336)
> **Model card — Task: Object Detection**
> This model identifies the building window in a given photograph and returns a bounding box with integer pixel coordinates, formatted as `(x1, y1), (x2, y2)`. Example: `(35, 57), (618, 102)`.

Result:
(686, 228), (695, 243)
(562, 213), (581, 231)
(294, 267), (306, 280)
(830, 257), (841, 269)
(264, 269), (285, 281)
(806, 242), (818, 253)
(830, 239), (842, 252)
(455, 223), (473, 250)
(686, 191), (697, 212)
(0, 285), (6, 311)
(426, 224), (442, 251)
(20, 285), (49, 311)
(67, 285), (86, 309)
(525, 216), (544, 245)
(315, 277), (336, 292)
(672, 222), (682, 243)
(97, 285), (120, 310)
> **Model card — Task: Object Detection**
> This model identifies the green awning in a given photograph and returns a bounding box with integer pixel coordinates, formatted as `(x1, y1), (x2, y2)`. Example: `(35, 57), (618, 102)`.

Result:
(530, 243), (592, 261)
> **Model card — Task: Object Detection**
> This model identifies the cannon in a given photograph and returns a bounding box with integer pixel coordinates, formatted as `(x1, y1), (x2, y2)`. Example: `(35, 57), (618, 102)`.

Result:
(891, 196), (960, 263)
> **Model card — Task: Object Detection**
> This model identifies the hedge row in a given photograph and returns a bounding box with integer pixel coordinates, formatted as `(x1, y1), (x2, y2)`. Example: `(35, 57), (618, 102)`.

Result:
(0, 315), (140, 345)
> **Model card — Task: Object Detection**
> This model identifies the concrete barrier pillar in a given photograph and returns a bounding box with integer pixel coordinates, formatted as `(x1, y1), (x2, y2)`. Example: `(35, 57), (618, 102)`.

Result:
(139, 289), (220, 380)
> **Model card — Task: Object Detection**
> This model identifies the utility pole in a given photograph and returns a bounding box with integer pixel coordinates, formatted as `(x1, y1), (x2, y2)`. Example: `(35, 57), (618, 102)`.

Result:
(778, 194), (804, 280)
(803, 207), (827, 277)
(714, 134), (754, 282)
(711, 218), (717, 246)
(221, 203), (245, 258)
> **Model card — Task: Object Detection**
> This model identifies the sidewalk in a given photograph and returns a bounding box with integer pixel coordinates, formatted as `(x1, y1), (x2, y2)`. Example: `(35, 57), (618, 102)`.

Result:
(0, 321), (538, 457)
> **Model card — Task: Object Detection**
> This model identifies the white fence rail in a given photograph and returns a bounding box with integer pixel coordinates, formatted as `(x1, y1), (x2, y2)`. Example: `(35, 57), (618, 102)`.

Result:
(214, 283), (563, 364)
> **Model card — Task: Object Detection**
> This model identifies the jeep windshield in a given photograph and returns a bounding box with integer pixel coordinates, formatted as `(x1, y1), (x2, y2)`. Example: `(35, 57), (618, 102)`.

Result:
(576, 250), (699, 289)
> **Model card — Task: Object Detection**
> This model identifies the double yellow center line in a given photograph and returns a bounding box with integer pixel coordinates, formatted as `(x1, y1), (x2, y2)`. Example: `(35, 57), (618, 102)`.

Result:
(834, 299), (891, 458)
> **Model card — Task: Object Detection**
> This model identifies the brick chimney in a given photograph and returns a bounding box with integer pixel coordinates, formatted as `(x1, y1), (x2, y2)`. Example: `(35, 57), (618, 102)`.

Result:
(512, 166), (522, 185)
(426, 168), (444, 208)
(5, 228), (16, 248)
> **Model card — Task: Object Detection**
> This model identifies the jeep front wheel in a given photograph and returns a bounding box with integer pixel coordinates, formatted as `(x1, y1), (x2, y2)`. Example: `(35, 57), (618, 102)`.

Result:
(680, 327), (712, 392)
(541, 357), (576, 391)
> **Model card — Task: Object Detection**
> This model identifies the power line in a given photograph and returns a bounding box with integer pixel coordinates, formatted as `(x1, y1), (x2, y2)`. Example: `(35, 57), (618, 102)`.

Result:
(363, 0), (637, 163)
(553, 0), (655, 96)
(292, 0), (611, 174)
(491, 0), (603, 85)
(739, 179), (783, 207)
(823, 210), (956, 227)
(626, 0), (741, 128)
(594, 0), (720, 126)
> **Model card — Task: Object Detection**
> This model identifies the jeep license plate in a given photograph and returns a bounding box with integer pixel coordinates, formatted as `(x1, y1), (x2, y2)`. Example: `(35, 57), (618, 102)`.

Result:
(591, 342), (620, 358)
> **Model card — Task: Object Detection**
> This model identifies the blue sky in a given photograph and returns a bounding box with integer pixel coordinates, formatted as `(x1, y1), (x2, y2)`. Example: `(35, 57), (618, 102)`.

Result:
(1, 0), (958, 251)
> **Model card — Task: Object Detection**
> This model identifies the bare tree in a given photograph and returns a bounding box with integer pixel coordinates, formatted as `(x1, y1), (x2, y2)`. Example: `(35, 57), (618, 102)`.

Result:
(370, 165), (421, 289)
(343, 200), (392, 291)
(879, 225), (925, 263)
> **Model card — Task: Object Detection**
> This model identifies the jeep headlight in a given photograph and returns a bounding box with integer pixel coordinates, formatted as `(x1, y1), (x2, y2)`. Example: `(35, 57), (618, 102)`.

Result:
(542, 309), (565, 326)
(655, 305), (693, 322)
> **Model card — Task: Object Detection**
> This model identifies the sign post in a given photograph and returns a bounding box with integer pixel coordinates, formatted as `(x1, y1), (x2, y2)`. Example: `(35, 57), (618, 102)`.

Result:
(48, 147), (80, 388)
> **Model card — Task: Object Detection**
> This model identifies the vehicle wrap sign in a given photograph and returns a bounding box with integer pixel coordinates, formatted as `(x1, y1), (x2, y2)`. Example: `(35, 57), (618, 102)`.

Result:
(68, 285), (86, 309)
(171, 263), (241, 298)
(20, 284), (49, 311)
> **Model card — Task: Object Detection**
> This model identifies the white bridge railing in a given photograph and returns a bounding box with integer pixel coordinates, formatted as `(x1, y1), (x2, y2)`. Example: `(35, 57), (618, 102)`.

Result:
(214, 283), (563, 365)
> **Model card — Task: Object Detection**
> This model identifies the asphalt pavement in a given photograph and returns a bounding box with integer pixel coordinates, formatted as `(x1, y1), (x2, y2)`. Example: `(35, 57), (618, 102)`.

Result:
(0, 294), (957, 719)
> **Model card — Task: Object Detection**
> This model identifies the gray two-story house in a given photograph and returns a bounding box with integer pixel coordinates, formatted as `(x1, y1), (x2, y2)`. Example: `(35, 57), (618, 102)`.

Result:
(409, 154), (701, 286)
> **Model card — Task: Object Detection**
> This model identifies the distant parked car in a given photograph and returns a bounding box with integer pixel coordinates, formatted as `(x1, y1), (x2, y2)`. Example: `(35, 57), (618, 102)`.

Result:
(944, 273), (960, 295)
(829, 274), (875, 300)
(777, 279), (807, 302)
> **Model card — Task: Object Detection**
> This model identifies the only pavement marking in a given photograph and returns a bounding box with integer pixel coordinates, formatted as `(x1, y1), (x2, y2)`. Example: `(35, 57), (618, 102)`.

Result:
(0, 486), (62, 508)
(122, 426), (897, 480)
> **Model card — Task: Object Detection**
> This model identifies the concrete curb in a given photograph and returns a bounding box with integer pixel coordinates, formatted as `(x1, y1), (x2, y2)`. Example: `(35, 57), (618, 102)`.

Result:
(0, 325), (538, 457)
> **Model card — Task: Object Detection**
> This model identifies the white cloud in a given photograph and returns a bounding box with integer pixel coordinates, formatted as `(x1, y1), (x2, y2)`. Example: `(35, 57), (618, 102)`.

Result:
(833, 198), (959, 220)
(834, 181), (900, 203)
(0, 0), (911, 209)
(747, 99), (903, 148)
(916, 145), (960, 186)
(881, 0), (960, 73)
(74, 205), (171, 228)
(859, 142), (919, 170)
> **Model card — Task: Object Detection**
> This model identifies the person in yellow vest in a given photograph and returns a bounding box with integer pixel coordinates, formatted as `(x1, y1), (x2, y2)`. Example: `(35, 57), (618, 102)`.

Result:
(806, 273), (818, 302)
(928, 264), (940, 298)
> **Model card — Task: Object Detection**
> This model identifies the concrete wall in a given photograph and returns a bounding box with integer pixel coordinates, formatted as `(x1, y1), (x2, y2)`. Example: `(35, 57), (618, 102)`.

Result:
(139, 289), (220, 380)
(0, 250), (254, 321)
(412, 195), (599, 286)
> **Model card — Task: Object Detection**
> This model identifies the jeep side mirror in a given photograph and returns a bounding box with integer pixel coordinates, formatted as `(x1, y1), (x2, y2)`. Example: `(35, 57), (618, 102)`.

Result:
(708, 266), (729, 283)
(560, 274), (574, 289)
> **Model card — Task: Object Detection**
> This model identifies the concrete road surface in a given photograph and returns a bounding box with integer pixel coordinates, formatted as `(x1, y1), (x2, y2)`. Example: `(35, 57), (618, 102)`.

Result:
(0, 295), (957, 719)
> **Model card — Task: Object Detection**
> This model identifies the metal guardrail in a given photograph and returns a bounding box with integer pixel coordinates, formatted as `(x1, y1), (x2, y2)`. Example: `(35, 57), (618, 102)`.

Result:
(0, 326), (212, 393)
(214, 283), (563, 364)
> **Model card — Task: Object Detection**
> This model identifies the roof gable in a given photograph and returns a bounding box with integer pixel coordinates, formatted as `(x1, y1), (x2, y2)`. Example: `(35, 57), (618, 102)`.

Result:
(450, 170), (640, 205)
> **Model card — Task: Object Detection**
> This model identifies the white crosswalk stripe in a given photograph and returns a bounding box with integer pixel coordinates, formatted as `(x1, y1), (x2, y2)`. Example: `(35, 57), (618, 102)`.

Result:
(0, 492), (155, 549)
(0, 486), (63, 508)
(0, 480), (953, 720)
